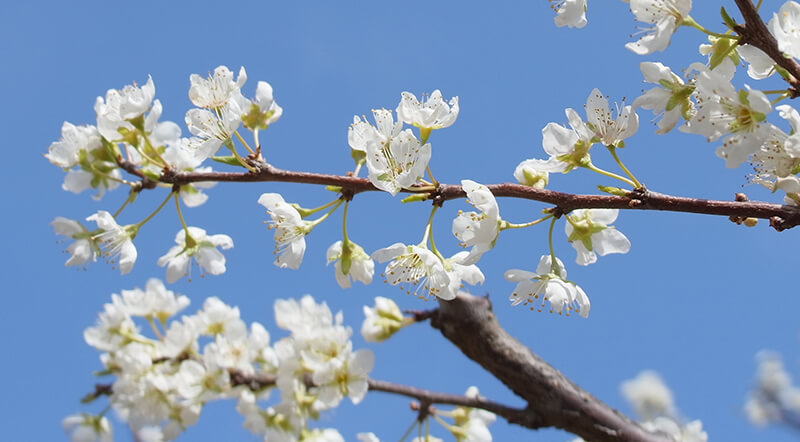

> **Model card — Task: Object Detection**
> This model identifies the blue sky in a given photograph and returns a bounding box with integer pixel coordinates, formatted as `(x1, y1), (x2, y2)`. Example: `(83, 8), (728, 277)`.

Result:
(3, 0), (800, 440)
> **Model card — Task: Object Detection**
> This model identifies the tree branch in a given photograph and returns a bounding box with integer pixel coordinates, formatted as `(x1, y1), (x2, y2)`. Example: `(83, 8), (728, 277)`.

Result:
(734, 0), (800, 95)
(428, 292), (670, 442)
(138, 160), (800, 230)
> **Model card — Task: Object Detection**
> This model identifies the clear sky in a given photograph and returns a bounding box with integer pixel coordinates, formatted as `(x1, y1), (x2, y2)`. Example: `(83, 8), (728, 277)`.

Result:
(3, 1), (799, 440)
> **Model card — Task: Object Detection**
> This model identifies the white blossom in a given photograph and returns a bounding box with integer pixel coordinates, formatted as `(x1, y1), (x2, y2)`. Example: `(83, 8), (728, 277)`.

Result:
(62, 414), (112, 442)
(111, 278), (190, 320)
(326, 240), (374, 288)
(46, 122), (101, 168)
(396, 90), (459, 134)
(452, 180), (501, 265)
(310, 348), (374, 407)
(504, 255), (590, 317)
(372, 243), (451, 300)
(633, 62), (694, 134)
(621, 370), (677, 421)
(550, 0), (587, 29)
(158, 227), (233, 283)
(95, 76), (156, 140)
(348, 108), (403, 153)
(52, 217), (98, 267)
(584, 88), (638, 147)
(86, 210), (138, 274)
(625, 0), (692, 55)
(564, 208), (631, 266)
(258, 193), (313, 269)
(361, 296), (407, 342)
(770, 1), (800, 60)
(188, 65), (247, 109)
(365, 129), (431, 196)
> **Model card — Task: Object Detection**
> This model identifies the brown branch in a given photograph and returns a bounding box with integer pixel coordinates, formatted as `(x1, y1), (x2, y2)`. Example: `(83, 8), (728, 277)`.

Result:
(147, 162), (800, 230)
(429, 292), (670, 442)
(734, 0), (800, 95)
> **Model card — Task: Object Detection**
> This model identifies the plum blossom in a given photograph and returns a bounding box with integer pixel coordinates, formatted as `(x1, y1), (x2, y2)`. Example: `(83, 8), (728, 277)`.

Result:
(86, 210), (138, 274)
(453, 180), (501, 264)
(372, 243), (451, 300)
(682, 63), (771, 167)
(745, 351), (800, 426)
(46, 122), (101, 168)
(62, 414), (112, 442)
(584, 88), (638, 147)
(770, 1), (800, 60)
(310, 348), (374, 407)
(95, 76), (156, 141)
(258, 193), (313, 269)
(625, 0), (692, 55)
(365, 128), (431, 196)
(441, 252), (485, 301)
(513, 162), (549, 188)
(110, 278), (190, 321)
(621, 371), (677, 421)
(157, 227), (234, 283)
(550, 0), (587, 29)
(52, 217), (98, 267)
(361, 297), (408, 342)
(348, 108), (403, 152)
(396, 90), (459, 143)
(564, 209), (631, 266)
(504, 255), (590, 317)
(188, 65), (247, 109)
(449, 387), (496, 442)
(239, 81), (283, 130)
(326, 240), (374, 288)
(633, 62), (694, 134)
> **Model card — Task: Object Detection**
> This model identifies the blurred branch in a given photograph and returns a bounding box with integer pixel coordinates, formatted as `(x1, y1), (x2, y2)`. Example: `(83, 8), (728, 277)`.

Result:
(114, 158), (800, 231)
(429, 292), (669, 442)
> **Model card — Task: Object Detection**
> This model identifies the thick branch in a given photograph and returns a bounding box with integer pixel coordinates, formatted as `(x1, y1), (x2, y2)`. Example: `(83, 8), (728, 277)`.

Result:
(429, 292), (669, 442)
(145, 161), (800, 229)
(734, 0), (800, 94)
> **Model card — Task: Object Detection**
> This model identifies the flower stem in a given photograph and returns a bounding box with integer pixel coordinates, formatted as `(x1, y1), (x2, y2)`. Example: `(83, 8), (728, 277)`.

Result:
(227, 143), (258, 172)
(341, 200), (351, 245)
(419, 205), (439, 250)
(234, 130), (255, 155)
(174, 193), (192, 239)
(136, 191), (175, 228)
(683, 16), (738, 40)
(584, 163), (636, 187)
(398, 419), (418, 442)
(147, 317), (164, 340)
(771, 92), (792, 105)
(309, 199), (343, 228)
(547, 216), (559, 274)
(501, 214), (554, 230)
(606, 146), (642, 188)
(426, 165), (439, 187)
(112, 196), (132, 218)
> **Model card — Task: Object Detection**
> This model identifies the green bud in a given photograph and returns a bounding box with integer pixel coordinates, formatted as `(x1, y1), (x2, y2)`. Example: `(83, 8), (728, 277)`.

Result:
(598, 185), (629, 197)
(400, 193), (429, 203)
(211, 155), (248, 167)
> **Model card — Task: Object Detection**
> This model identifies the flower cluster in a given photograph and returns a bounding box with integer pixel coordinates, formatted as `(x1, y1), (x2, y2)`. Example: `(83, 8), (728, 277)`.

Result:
(68, 281), (374, 441)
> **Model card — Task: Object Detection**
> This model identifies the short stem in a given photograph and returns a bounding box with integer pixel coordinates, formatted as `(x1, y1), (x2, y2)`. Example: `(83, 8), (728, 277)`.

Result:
(353, 161), (363, 177)
(771, 92), (792, 105)
(547, 216), (558, 273)
(234, 130), (255, 155)
(309, 200), (344, 227)
(112, 197), (131, 219)
(228, 144), (258, 172)
(136, 191), (174, 228)
(762, 89), (791, 95)
(584, 162), (636, 188)
(399, 419), (418, 442)
(683, 16), (738, 40)
(501, 214), (554, 230)
(341, 200), (351, 244)
(426, 165), (439, 187)
(147, 317), (164, 340)
(174, 193), (191, 238)
(304, 199), (342, 217)
(419, 205), (439, 248)
(606, 146), (642, 188)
